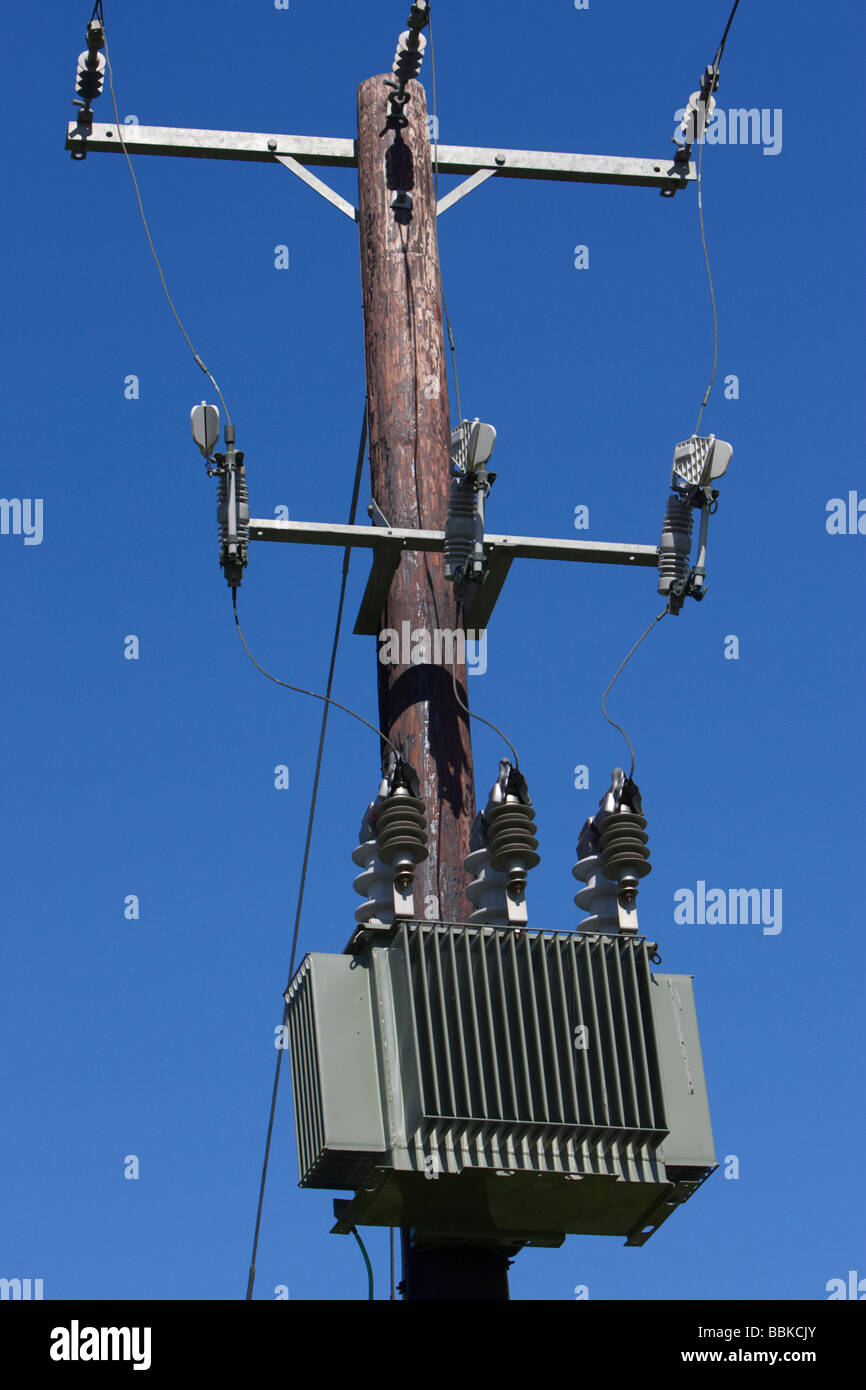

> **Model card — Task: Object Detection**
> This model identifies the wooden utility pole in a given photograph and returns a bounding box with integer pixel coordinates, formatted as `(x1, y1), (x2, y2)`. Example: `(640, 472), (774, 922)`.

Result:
(357, 75), (475, 928)
(358, 74), (516, 1300)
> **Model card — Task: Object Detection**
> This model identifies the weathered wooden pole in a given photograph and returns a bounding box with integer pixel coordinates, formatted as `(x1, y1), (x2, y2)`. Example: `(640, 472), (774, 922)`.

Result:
(357, 73), (475, 926)
(357, 72), (511, 1300)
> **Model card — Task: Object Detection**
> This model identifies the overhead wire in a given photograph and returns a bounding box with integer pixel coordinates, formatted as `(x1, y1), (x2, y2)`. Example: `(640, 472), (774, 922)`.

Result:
(244, 407), (374, 1300)
(233, 593), (400, 760)
(427, 10), (463, 426)
(712, 0), (742, 70)
(693, 0), (743, 432)
(603, 0), (744, 765)
(97, 6), (232, 427)
(451, 601), (521, 770)
(600, 607), (670, 780)
(428, 12), (520, 773)
(693, 135), (717, 435)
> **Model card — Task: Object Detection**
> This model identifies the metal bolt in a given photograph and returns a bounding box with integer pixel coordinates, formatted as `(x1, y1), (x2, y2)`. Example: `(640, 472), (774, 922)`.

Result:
(495, 154), (505, 166)
(267, 138), (277, 151)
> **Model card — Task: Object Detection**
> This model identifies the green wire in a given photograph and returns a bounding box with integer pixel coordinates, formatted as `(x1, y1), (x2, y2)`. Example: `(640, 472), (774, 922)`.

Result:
(352, 1227), (375, 1301)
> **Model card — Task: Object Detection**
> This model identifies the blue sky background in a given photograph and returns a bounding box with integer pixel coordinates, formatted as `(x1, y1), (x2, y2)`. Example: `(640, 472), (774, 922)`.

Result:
(2, 0), (863, 1302)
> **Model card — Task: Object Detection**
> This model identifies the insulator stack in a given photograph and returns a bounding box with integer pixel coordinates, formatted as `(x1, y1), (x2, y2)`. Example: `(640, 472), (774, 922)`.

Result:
(444, 475), (483, 592)
(464, 761), (539, 927)
(464, 816), (510, 926)
(217, 463), (249, 585)
(352, 804), (400, 927)
(573, 769), (651, 936)
(375, 790), (428, 891)
(217, 468), (250, 548)
(599, 811), (651, 893)
(75, 50), (105, 103)
(572, 845), (620, 934)
(657, 493), (694, 600)
(485, 801), (540, 892)
(351, 762), (428, 930)
(392, 29), (427, 86)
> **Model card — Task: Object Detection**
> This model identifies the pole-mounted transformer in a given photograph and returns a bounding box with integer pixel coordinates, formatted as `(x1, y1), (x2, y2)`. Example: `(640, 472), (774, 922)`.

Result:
(284, 753), (716, 1256)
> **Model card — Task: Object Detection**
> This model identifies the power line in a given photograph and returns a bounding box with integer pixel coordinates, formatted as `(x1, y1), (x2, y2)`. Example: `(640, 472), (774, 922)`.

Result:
(428, 11), (463, 426)
(99, 9), (232, 427)
(693, 137), (718, 434)
(600, 606), (669, 779)
(232, 591), (399, 760)
(451, 601), (521, 770)
(693, 0), (743, 432)
(713, 0), (743, 71)
(244, 406), (370, 1301)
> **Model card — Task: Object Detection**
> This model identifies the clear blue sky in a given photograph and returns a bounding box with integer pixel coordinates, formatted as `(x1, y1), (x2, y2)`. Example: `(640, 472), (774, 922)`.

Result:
(2, 0), (863, 1302)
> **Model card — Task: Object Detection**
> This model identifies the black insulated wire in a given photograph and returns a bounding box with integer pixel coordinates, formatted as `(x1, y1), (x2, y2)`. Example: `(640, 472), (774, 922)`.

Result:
(95, 8), (233, 427)
(713, 0), (742, 73)
(692, 0), (743, 431)
(451, 601), (521, 770)
(244, 407), (388, 1301)
(600, 607), (669, 780)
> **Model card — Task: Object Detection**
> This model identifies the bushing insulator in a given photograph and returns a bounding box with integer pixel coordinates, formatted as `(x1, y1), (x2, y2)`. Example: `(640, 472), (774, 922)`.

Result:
(351, 804), (394, 926)
(485, 801), (540, 887)
(444, 474), (479, 586)
(572, 852), (620, 933)
(393, 31), (426, 84)
(217, 466), (250, 549)
(599, 811), (651, 886)
(375, 794), (428, 878)
(657, 493), (694, 597)
(75, 51), (105, 102)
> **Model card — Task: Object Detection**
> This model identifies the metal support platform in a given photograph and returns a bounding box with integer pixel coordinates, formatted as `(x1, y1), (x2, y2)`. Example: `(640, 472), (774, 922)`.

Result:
(247, 517), (659, 633)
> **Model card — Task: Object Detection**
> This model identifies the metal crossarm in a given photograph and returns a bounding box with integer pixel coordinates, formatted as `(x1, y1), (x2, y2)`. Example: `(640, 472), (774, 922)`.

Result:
(245, 518), (658, 633)
(66, 122), (692, 196)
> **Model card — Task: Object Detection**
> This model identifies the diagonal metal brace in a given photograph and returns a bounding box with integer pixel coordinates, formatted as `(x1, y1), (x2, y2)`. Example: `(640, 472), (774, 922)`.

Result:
(275, 153), (358, 221)
(436, 167), (498, 215)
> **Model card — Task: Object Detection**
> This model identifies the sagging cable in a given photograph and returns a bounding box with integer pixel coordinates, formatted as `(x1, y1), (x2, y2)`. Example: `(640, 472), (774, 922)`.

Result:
(671, 0), (744, 431)
(450, 601), (521, 770)
(600, 607), (669, 780)
(232, 592), (401, 761)
(74, 6), (232, 427)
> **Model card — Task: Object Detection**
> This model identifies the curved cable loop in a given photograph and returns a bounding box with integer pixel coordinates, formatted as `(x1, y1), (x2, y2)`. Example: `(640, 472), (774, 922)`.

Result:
(600, 607), (669, 780)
